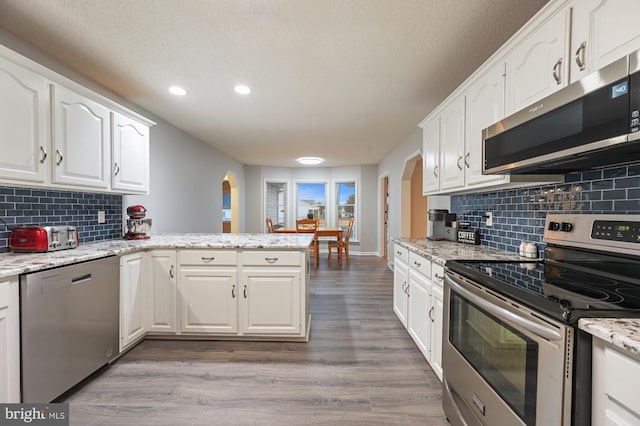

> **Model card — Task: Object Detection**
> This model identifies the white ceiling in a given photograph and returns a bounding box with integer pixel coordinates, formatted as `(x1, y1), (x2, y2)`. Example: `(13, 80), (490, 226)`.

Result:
(0, 0), (548, 168)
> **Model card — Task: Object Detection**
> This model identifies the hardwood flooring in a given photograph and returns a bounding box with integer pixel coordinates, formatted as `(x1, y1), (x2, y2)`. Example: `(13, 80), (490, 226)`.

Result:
(63, 256), (449, 425)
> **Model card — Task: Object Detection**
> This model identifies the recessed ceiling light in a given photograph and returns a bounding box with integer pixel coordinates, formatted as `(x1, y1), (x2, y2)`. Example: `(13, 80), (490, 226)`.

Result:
(234, 84), (251, 95)
(297, 157), (324, 165)
(169, 86), (187, 96)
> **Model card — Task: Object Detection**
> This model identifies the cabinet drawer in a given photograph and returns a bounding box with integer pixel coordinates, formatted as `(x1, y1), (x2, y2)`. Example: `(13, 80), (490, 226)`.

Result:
(393, 244), (409, 263)
(243, 251), (301, 267)
(432, 263), (445, 286)
(408, 251), (431, 277)
(180, 250), (237, 266)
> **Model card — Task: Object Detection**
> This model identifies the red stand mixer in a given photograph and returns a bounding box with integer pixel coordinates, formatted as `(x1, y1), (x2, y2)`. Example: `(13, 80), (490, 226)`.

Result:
(124, 205), (152, 240)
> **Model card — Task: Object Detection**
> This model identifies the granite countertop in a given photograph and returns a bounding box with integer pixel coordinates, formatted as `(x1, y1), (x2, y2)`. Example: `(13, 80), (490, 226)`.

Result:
(578, 318), (640, 357)
(393, 237), (528, 265)
(0, 233), (314, 278)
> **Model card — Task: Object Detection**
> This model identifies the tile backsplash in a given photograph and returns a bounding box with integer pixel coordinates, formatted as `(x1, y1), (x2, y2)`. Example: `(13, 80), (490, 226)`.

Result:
(451, 163), (640, 254)
(0, 186), (122, 253)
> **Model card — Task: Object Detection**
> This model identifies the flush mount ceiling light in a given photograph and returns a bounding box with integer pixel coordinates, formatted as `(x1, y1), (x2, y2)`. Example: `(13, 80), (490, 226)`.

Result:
(297, 157), (324, 165)
(168, 86), (187, 96)
(234, 84), (251, 95)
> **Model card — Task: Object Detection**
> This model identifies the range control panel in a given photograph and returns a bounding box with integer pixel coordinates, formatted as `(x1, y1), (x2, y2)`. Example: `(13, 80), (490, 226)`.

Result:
(591, 220), (640, 243)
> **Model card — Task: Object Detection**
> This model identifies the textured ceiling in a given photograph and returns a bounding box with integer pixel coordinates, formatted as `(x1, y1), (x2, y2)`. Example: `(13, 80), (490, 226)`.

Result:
(0, 0), (548, 167)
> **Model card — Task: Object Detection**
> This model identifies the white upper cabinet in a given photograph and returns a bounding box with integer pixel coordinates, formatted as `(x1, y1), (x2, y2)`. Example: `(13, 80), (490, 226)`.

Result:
(439, 96), (466, 191)
(52, 84), (110, 189)
(505, 9), (570, 115)
(422, 115), (440, 195)
(570, 0), (640, 83)
(0, 55), (49, 183)
(112, 112), (150, 194)
(464, 62), (506, 186)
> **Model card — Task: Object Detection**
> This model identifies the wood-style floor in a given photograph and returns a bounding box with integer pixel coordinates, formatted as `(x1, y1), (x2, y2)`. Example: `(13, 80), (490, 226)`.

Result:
(63, 256), (449, 425)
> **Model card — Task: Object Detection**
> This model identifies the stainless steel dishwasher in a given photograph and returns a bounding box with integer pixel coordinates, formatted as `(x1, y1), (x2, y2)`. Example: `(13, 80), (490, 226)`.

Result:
(20, 256), (119, 402)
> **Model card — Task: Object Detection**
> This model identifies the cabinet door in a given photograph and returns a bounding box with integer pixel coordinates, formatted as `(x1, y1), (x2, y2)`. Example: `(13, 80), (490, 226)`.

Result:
(465, 62), (507, 186)
(393, 258), (409, 328)
(570, 0), (640, 83)
(52, 84), (110, 188)
(120, 253), (146, 352)
(505, 10), (569, 115)
(422, 116), (440, 194)
(0, 277), (20, 403)
(112, 112), (150, 193)
(430, 282), (444, 382)
(0, 56), (48, 183)
(407, 269), (432, 362)
(240, 268), (301, 335)
(147, 251), (177, 333)
(439, 96), (466, 191)
(178, 267), (238, 334)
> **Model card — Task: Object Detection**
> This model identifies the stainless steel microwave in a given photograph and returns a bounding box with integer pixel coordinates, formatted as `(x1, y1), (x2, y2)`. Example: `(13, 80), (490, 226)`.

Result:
(483, 50), (640, 175)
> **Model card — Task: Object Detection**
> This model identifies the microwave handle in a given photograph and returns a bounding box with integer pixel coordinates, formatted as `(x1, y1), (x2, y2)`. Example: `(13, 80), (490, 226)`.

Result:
(445, 273), (562, 341)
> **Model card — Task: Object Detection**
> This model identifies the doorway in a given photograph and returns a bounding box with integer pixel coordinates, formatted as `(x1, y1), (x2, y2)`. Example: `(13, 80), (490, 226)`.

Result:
(222, 172), (239, 233)
(400, 152), (427, 238)
(379, 173), (389, 261)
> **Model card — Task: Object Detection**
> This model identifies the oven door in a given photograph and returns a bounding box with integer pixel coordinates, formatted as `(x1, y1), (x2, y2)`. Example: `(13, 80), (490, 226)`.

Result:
(443, 270), (573, 426)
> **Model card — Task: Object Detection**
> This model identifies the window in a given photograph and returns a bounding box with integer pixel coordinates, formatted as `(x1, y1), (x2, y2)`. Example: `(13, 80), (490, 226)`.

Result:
(265, 181), (287, 229)
(336, 180), (356, 239)
(296, 182), (327, 226)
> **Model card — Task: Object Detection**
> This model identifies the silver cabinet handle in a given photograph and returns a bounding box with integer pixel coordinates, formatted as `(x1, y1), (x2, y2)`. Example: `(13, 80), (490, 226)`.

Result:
(433, 165), (439, 178)
(575, 41), (586, 71)
(39, 146), (47, 164)
(232, 284), (236, 298)
(55, 149), (63, 166)
(201, 256), (215, 263)
(434, 273), (444, 280)
(401, 281), (407, 293)
(169, 265), (174, 278)
(243, 285), (247, 298)
(552, 58), (563, 85)
(429, 306), (434, 322)
(413, 260), (421, 267)
(464, 152), (470, 168)
(396, 250), (402, 256)
(457, 156), (463, 170)
(114, 162), (120, 176)
(265, 257), (278, 264)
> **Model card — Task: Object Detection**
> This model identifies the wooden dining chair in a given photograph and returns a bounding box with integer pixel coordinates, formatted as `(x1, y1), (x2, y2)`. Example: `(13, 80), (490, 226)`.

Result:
(266, 218), (274, 233)
(328, 217), (354, 264)
(296, 218), (319, 268)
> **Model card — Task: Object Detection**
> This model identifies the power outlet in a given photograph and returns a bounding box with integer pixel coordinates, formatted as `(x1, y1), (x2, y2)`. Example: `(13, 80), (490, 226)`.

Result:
(97, 211), (106, 224)
(485, 211), (493, 227)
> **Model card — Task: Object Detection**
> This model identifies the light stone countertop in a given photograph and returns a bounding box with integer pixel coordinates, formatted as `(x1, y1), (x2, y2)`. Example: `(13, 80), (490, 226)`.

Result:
(578, 318), (640, 356)
(0, 233), (314, 279)
(392, 237), (528, 265)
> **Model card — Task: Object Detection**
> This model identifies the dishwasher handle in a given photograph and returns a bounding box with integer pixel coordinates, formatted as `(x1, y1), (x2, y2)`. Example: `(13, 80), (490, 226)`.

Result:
(72, 273), (92, 285)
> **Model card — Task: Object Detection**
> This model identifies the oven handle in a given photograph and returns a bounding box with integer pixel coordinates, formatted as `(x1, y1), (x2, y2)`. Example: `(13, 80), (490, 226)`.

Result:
(445, 273), (562, 341)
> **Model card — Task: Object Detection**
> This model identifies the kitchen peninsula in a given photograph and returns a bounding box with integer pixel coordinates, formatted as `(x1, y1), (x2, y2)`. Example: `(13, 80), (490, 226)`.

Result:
(0, 233), (313, 402)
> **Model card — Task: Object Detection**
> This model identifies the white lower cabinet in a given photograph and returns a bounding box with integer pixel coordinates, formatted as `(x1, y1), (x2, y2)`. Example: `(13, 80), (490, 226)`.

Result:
(393, 245), (444, 381)
(147, 250), (177, 333)
(120, 252), (147, 352)
(0, 276), (20, 403)
(178, 266), (238, 334)
(592, 338), (640, 425)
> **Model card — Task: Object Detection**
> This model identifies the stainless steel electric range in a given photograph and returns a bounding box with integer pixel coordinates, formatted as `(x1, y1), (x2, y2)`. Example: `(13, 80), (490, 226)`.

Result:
(443, 213), (640, 426)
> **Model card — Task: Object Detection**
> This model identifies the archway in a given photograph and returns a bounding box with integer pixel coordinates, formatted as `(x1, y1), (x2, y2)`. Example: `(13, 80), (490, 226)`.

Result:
(400, 151), (427, 238)
(222, 172), (239, 233)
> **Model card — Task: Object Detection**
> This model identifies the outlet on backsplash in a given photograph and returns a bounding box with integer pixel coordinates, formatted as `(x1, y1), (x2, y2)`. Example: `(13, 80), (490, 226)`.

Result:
(484, 212), (493, 227)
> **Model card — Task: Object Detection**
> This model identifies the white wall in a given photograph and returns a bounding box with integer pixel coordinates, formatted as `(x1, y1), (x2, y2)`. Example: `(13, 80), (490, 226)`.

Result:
(378, 127), (450, 261)
(0, 28), (245, 234)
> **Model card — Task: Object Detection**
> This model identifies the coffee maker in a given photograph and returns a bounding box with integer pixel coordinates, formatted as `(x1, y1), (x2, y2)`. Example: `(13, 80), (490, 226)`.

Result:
(427, 209), (457, 241)
(124, 205), (152, 240)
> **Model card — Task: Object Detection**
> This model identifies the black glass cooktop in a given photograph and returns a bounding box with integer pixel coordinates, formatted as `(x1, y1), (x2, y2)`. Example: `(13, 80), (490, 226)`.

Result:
(446, 248), (640, 324)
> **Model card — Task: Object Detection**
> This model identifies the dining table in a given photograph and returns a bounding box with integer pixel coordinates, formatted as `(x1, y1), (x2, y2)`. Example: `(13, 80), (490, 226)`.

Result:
(272, 226), (344, 240)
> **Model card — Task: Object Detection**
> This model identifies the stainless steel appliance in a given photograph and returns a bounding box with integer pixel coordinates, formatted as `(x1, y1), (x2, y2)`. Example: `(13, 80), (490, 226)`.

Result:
(20, 256), (119, 402)
(428, 209), (457, 241)
(124, 204), (151, 240)
(443, 214), (640, 426)
(9, 225), (78, 252)
(483, 49), (640, 175)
